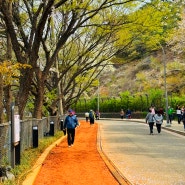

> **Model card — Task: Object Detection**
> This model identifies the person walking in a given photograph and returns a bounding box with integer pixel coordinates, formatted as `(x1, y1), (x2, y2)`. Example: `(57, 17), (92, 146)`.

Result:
(168, 106), (174, 124)
(176, 105), (182, 124)
(150, 105), (156, 115)
(64, 109), (79, 147)
(120, 109), (125, 119)
(89, 110), (95, 125)
(158, 107), (164, 116)
(182, 111), (185, 131)
(95, 110), (100, 120)
(126, 109), (131, 119)
(146, 109), (155, 135)
(85, 112), (89, 122)
(153, 110), (163, 134)
(181, 106), (185, 120)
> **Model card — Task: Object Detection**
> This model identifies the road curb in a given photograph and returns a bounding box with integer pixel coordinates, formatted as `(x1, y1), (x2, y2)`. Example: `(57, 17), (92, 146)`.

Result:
(162, 126), (185, 136)
(22, 136), (66, 185)
(97, 123), (133, 185)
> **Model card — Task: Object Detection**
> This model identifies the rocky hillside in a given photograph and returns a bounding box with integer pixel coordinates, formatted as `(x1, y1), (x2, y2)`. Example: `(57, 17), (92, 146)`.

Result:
(96, 49), (184, 98)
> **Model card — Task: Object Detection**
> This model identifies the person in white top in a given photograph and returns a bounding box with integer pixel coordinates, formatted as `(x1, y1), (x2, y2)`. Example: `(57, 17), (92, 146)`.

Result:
(150, 105), (155, 115)
(85, 112), (89, 122)
(154, 110), (163, 134)
(176, 105), (182, 124)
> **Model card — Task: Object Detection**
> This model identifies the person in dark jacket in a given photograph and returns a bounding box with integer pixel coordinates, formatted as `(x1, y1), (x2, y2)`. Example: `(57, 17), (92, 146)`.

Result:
(89, 110), (95, 125)
(64, 109), (79, 147)
(176, 105), (182, 124)
(182, 111), (185, 131)
(126, 109), (131, 119)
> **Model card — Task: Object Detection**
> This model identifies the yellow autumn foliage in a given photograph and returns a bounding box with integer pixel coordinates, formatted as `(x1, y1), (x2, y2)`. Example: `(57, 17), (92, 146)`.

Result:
(0, 60), (31, 85)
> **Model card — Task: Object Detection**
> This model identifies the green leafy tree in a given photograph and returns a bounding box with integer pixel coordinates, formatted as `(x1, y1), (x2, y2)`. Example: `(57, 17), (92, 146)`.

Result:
(1, 0), (145, 118)
(0, 0), (182, 119)
(114, 0), (182, 60)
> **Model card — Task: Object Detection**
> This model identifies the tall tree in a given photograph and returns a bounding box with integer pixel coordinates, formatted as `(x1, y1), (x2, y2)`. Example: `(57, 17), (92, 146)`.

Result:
(0, 0), (139, 118)
(0, 0), (181, 119)
(114, 0), (182, 60)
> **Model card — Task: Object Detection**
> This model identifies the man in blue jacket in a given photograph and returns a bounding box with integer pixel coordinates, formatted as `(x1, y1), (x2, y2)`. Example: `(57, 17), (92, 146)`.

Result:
(64, 109), (79, 147)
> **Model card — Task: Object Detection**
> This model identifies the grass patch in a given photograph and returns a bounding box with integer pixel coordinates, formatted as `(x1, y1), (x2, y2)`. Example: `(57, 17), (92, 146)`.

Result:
(1, 131), (64, 185)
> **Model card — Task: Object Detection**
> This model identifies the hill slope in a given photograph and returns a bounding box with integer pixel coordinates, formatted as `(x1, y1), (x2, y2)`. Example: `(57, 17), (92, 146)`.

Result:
(97, 49), (185, 97)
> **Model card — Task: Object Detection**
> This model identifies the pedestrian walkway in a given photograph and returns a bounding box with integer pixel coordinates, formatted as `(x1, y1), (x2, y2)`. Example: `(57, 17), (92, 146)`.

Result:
(23, 120), (121, 185)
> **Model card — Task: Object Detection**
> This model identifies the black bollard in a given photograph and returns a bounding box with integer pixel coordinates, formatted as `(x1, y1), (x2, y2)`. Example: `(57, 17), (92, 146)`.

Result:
(60, 120), (64, 130)
(32, 126), (38, 148)
(50, 121), (54, 136)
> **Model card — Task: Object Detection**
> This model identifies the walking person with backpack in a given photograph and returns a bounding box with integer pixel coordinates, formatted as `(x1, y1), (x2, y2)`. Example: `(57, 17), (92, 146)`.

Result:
(89, 110), (95, 125)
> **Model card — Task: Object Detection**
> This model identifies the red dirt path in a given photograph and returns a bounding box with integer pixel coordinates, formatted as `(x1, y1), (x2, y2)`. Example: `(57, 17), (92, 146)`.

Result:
(33, 120), (119, 185)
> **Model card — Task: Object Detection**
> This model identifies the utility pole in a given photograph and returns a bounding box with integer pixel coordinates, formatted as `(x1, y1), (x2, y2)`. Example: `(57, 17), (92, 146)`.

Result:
(160, 44), (170, 127)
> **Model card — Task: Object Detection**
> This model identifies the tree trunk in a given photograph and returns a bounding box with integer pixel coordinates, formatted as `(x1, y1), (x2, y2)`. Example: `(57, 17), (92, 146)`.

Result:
(4, 86), (12, 122)
(17, 69), (33, 119)
(5, 33), (13, 121)
(0, 73), (3, 124)
(33, 87), (45, 119)
(33, 70), (45, 119)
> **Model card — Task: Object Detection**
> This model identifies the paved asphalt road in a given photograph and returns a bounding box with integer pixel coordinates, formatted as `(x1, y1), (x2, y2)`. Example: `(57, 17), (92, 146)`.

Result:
(97, 119), (185, 185)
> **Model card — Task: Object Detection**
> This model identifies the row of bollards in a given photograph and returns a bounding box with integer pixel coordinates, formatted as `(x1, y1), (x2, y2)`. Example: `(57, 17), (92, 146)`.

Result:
(32, 120), (64, 148)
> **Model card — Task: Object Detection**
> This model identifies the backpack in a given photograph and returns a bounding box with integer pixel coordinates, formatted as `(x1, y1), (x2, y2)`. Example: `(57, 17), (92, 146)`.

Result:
(89, 111), (94, 119)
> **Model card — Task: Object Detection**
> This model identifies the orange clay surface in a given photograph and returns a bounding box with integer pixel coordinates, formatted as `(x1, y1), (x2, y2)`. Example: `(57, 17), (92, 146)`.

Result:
(33, 120), (119, 185)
